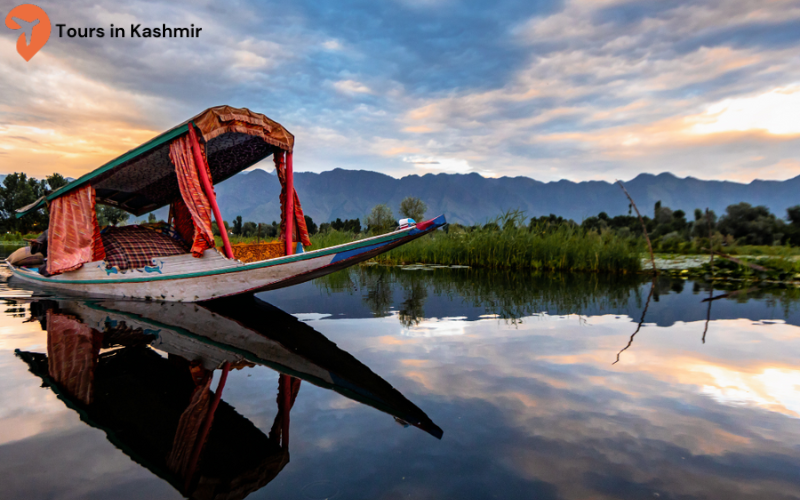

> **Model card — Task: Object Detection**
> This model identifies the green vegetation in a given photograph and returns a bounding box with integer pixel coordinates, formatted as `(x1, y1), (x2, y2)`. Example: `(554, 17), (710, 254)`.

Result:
(96, 205), (130, 226)
(399, 196), (427, 222)
(581, 200), (800, 254)
(319, 217), (361, 233)
(0, 173), (66, 234)
(378, 210), (644, 272)
(664, 255), (800, 285)
(366, 204), (395, 233)
(0, 231), (43, 255)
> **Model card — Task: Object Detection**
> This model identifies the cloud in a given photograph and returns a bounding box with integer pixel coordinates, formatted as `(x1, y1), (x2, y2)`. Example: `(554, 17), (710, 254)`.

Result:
(333, 79), (373, 94)
(402, 156), (472, 174)
(2, 0), (800, 183)
(322, 39), (342, 50)
(691, 85), (800, 135)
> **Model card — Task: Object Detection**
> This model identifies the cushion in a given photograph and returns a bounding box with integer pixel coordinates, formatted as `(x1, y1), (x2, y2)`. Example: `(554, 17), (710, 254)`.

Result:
(101, 225), (188, 270)
(7, 246), (44, 267)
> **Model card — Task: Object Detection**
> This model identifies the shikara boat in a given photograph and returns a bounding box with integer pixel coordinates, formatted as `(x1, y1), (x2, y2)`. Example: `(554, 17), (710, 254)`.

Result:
(15, 295), (442, 499)
(7, 106), (445, 301)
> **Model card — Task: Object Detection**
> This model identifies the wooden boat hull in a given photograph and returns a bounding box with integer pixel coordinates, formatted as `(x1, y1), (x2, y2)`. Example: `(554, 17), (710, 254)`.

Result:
(7, 215), (445, 302)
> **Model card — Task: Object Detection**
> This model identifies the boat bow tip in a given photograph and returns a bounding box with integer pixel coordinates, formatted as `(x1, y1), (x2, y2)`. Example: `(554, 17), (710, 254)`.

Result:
(415, 214), (446, 232)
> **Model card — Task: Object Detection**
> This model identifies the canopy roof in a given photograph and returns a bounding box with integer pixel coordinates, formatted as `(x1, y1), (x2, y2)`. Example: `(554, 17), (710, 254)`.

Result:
(17, 106), (294, 218)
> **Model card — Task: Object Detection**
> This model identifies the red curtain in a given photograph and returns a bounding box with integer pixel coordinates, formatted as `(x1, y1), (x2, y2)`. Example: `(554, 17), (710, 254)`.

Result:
(170, 198), (195, 248)
(47, 310), (103, 405)
(167, 369), (212, 478)
(274, 151), (311, 247)
(47, 185), (105, 275)
(169, 136), (215, 257)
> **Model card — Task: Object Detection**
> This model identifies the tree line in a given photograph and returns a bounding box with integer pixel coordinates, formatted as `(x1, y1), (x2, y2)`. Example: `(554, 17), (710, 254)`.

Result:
(211, 196), (428, 238)
(548, 201), (800, 251)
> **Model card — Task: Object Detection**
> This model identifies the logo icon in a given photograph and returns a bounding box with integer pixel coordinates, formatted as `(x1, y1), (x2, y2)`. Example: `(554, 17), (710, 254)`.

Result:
(5, 4), (50, 61)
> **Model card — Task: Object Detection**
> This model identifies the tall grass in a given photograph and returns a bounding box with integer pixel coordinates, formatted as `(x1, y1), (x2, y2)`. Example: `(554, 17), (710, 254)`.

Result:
(212, 211), (644, 273)
(310, 230), (364, 249)
(377, 213), (644, 273)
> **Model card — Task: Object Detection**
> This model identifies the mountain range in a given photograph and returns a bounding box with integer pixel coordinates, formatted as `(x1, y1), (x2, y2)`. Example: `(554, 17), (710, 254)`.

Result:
(212, 169), (800, 226)
(5, 170), (799, 226)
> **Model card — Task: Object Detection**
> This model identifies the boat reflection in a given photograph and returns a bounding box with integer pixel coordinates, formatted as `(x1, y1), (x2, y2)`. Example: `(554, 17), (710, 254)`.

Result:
(13, 295), (442, 500)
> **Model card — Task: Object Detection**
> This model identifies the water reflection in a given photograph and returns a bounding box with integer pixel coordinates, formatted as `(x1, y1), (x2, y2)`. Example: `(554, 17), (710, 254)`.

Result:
(307, 266), (800, 328)
(9, 295), (441, 499)
(4, 266), (800, 499)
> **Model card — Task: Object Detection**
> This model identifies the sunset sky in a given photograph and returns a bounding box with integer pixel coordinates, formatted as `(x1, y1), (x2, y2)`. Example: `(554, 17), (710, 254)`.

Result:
(1, 0), (800, 182)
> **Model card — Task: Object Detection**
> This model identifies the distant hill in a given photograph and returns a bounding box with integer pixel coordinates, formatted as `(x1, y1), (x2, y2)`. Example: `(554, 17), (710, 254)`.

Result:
(213, 170), (800, 226)
(8, 169), (798, 226)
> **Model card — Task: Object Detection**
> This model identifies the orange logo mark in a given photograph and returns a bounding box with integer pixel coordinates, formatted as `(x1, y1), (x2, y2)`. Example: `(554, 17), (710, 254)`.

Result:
(5, 4), (51, 61)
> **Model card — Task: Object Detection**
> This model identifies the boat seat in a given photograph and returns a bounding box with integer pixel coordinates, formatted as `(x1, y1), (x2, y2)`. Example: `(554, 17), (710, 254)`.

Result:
(101, 225), (188, 270)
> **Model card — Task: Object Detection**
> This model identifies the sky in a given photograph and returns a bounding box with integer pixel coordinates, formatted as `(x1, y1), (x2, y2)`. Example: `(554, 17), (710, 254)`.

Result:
(1, 0), (800, 183)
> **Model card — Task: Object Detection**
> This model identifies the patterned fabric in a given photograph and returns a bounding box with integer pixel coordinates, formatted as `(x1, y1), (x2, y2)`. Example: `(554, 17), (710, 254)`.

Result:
(47, 185), (105, 275)
(230, 242), (286, 263)
(170, 199), (196, 247)
(169, 136), (215, 257)
(273, 151), (312, 247)
(47, 310), (103, 405)
(102, 225), (187, 270)
(167, 370), (212, 479)
(194, 105), (294, 151)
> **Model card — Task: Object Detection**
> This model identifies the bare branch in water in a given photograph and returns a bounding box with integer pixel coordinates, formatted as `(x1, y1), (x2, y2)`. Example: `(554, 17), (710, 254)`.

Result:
(701, 286), (760, 303)
(617, 180), (657, 274)
(702, 286), (713, 343)
(706, 208), (714, 277)
(701, 249), (769, 272)
(613, 278), (656, 365)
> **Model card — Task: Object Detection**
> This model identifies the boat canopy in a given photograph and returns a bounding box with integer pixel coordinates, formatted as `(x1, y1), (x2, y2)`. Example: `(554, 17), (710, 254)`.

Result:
(16, 106), (294, 218)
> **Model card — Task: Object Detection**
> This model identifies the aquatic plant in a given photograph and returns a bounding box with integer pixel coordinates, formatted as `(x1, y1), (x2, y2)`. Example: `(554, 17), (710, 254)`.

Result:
(376, 217), (644, 273)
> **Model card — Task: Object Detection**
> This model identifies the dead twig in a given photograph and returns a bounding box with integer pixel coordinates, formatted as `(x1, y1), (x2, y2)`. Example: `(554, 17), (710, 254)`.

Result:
(613, 277), (656, 365)
(706, 208), (714, 277)
(701, 285), (760, 303)
(702, 286), (713, 343)
(617, 180), (657, 274)
(700, 249), (768, 272)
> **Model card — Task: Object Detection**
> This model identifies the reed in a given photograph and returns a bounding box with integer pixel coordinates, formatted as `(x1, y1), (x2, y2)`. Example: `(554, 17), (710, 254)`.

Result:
(376, 218), (644, 273)
(213, 214), (643, 273)
(310, 230), (364, 249)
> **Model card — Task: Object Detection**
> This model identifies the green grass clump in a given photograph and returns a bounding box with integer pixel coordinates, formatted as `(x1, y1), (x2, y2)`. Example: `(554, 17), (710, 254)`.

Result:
(665, 255), (800, 284)
(310, 230), (364, 249)
(377, 216), (644, 273)
(212, 212), (643, 273)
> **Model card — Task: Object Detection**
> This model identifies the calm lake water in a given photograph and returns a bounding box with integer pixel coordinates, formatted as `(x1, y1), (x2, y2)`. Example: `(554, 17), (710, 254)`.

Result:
(1, 266), (800, 499)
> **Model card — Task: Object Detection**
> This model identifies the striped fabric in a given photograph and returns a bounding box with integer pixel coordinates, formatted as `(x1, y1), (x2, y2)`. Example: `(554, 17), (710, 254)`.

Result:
(102, 225), (187, 270)
(47, 185), (105, 275)
(167, 371), (212, 478)
(169, 136), (215, 257)
(170, 198), (196, 247)
(273, 151), (312, 247)
(47, 310), (103, 405)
